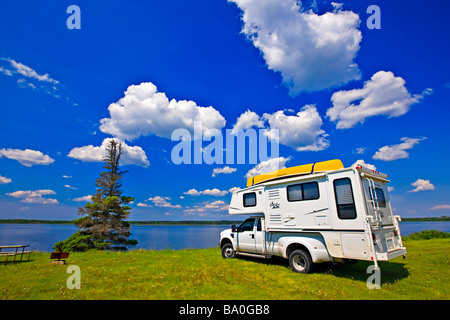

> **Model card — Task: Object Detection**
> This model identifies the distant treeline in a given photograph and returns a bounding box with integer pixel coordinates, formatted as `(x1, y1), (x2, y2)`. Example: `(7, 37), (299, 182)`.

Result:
(0, 219), (73, 224)
(0, 219), (241, 225)
(401, 216), (449, 222)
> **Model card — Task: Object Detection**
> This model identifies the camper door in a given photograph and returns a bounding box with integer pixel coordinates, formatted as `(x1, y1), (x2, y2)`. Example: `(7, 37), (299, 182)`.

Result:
(361, 178), (394, 226)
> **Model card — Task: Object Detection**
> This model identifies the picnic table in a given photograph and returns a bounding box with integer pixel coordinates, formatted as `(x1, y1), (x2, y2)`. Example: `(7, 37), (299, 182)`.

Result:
(0, 245), (32, 264)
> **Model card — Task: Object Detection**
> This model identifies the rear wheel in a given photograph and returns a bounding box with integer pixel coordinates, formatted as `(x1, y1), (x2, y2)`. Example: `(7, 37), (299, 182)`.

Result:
(221, 243), (236, 259)
(289, 249), (314, 273)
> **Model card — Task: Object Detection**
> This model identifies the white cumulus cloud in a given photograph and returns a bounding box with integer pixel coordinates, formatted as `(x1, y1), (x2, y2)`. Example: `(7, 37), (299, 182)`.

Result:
(430, 204), (450, 210)
(72, 195), (93, 202)
(263, 105), (329, 151)
(408, 179), (435, 193)
(183, 200), (229, 215)
(6, 189), (58, 204)
(327, 71), (432, 129)
(352, 159), (377, 171)
(229, 0), (362, 94)
(0, 174), (12, 184)
(232, 105), (329, 152)
(245, 156), (291, 179)
(67, 138), (150, 167)
(184, 188), (229, 197)
(147, 196), (181, 208)
(229, 187), (241, 193)
(212, 166), (237, 177)
(231, 110), (264, 134)
(99, 82), (226, 141)
(372, 137), (425, 161)
(0, 148), (54, 167)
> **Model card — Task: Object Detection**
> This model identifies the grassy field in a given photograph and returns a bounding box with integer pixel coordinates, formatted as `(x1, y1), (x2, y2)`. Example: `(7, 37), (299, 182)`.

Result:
(1, 238), (449, 300)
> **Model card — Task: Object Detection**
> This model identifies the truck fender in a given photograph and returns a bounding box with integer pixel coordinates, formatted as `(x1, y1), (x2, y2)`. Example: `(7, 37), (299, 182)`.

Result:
(220, 236), (237, 251)
(278, 235), (332, 263)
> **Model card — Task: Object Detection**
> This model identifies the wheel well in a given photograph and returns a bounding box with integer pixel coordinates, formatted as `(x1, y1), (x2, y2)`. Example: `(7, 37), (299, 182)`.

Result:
(220, 238), (232, 248)
(286, 243), (310, 259)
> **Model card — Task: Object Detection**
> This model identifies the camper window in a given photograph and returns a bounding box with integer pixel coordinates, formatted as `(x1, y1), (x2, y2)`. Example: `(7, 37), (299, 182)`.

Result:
(374, 188), (386, 207)
(303, 182), (319, 200)
(243, 192), (256, 207)
(333, 178), (357, 219)
(287, 182), (319, 202)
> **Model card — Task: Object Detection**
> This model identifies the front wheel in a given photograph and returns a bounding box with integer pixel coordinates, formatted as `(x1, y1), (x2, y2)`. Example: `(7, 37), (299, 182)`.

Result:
(289, 249), (314, 273)
(221, 243), (236, 259)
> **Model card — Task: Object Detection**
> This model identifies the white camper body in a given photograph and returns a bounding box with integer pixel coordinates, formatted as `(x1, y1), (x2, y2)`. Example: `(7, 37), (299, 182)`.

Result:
(219, 163), (406, 273)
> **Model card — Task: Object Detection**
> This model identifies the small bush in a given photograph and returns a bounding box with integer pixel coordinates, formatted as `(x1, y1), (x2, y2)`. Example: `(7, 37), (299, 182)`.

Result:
(403, 229), (450, 240)
(53, 231), (93, 252)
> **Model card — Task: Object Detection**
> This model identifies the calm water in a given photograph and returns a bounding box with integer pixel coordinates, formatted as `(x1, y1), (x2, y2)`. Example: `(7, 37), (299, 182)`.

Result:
(0, 221), (448, 252)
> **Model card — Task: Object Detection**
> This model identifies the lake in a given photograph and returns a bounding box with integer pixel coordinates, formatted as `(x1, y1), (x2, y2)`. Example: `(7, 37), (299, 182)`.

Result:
(0, 221), (448, 252)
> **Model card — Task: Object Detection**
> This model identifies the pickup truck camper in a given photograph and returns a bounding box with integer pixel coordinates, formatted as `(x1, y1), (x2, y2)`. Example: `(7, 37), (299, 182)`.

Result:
(219, 159), (406, 273)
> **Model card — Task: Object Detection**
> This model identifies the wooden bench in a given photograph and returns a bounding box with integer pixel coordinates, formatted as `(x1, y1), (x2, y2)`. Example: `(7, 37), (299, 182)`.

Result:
(0, 245), (32, 265)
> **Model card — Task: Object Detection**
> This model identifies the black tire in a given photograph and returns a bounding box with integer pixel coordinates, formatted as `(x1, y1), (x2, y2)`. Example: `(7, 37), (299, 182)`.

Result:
(221, 243), (236, 259)
(289, 249), (314, 273)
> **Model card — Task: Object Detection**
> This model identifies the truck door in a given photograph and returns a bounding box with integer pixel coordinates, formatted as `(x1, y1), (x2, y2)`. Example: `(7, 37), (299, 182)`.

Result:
(236, 217), (256, 253)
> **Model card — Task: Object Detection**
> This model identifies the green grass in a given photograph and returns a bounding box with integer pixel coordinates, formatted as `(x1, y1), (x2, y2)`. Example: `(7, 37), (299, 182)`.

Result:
(1, 239), (449, 300)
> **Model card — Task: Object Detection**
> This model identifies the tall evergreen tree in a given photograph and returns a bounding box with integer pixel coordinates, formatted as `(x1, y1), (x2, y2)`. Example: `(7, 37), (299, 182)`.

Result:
(55, 140), (137, 251)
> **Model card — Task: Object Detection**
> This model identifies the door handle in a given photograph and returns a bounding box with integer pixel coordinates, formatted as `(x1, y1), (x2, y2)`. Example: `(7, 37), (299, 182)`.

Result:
(251, 234), (254, 239)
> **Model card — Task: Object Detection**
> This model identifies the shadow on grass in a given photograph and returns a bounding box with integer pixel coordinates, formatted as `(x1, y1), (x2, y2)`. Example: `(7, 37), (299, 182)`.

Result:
(1, 259), (34, 266)
(323, 260), (410, 285)
(235, 254), (409, 285)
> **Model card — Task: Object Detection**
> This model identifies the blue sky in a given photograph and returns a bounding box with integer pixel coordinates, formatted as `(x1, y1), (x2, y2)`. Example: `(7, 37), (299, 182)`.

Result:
(0, 0), (449, 221)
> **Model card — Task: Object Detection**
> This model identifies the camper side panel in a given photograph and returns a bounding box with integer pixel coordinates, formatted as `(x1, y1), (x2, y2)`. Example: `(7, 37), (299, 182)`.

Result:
(264, 177), (332, 230)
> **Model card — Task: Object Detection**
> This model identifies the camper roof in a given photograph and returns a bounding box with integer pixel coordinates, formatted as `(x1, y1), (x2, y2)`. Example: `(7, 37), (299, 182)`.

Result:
(245, 159), (390, 187)
(353, 163), (389, 181)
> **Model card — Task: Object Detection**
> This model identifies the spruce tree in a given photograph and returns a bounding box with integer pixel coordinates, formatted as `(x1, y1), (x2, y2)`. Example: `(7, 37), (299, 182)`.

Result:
(55, 139), (137, 251)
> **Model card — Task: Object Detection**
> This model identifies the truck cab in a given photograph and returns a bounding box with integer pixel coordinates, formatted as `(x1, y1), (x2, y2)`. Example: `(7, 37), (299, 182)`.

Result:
(220, 215), (332, 273)
(220, 215), (265, 257)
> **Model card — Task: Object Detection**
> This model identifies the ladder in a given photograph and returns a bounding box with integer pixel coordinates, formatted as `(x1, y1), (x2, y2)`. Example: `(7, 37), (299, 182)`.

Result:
(366, 178), (383, 227)
(364, 216), (379, 270)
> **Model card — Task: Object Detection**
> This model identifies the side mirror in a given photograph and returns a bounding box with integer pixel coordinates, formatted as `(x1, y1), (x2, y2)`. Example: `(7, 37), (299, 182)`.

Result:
(231, 225), (236, 232)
